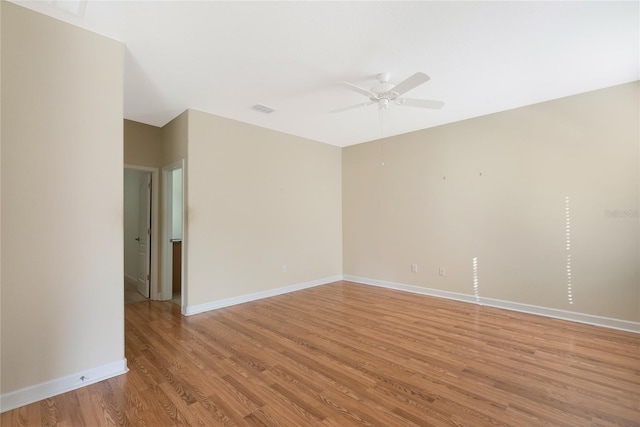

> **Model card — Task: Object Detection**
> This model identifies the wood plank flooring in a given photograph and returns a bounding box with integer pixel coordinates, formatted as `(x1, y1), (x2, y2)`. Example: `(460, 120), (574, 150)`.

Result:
(3, 281), (639, 426)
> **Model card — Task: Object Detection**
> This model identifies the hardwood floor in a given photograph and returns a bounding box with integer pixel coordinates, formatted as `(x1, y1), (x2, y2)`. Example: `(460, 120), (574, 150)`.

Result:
(3, 281), (639, 426)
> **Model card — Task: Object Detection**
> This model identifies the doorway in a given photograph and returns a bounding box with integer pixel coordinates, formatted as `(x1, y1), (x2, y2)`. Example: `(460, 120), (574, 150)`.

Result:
(124, 165), (159, 303)
(163, 160), (185, 312)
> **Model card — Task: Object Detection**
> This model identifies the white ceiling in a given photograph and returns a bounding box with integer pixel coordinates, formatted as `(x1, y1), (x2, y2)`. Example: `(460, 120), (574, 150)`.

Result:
(13, 1), (640, 147)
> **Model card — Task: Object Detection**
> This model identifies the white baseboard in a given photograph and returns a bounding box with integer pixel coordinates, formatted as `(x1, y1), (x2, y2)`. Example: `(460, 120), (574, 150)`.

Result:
(124, 274), (137, 284)
(185, 276), (343, 316)
(0, 358), (128, 413)
(343, 275), (640, 334)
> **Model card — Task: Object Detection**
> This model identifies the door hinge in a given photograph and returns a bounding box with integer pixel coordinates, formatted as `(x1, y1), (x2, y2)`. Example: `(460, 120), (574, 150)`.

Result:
(147, 274), (150, 281)
(148, 228), (151, 235)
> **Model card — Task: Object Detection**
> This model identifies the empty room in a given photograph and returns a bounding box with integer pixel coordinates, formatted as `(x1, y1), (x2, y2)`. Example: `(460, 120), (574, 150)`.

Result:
(1, 1), (639, 426)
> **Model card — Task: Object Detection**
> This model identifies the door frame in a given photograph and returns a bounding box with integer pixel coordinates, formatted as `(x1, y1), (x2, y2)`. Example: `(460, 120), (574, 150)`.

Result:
(136, 171), (151, 298)
(124, 164), (160, 300)
(162, 159), (186, 312)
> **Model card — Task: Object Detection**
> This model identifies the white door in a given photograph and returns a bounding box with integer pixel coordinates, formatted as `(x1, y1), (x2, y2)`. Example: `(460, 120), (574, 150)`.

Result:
(136, 173), (151, 298)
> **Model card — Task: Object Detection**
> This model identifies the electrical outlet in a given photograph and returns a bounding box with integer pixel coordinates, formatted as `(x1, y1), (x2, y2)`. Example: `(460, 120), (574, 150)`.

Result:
(411, 264), (418, 273)
(439, 267), (446, 276)
(281, 264), (287, 273)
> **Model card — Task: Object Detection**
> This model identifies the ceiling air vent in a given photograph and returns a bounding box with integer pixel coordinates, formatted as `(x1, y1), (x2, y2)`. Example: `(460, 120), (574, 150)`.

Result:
(251, 104), (276, 114)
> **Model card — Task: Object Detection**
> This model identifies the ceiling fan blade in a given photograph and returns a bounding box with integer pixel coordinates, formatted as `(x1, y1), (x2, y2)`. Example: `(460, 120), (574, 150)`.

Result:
(341, 82), (377, 98)
(330, 101), (376, 113)
(391, 72), (430, 96)
(399, 98), (444, 109)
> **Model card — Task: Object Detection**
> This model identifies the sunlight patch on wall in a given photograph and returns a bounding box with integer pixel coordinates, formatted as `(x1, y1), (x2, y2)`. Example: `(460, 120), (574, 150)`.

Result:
(472, 257), (480, 303)
(565, 196), (573, 305)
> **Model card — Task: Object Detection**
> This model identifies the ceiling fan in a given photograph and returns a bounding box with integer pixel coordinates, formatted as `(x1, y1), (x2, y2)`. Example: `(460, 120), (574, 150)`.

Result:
(331, 72), (444, 113)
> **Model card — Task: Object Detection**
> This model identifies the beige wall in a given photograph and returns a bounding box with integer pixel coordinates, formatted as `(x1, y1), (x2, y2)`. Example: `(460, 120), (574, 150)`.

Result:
(344, 82), (640, 322)
(1, 1), (124, 395)
(186, 110), (342, 306)
(124, 119), (162, 168)
(162, 111), (188, 166)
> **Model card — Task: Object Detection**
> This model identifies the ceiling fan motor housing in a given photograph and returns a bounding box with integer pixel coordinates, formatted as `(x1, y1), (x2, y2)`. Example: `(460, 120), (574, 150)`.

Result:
(371, 73), (400, 105)
(370, 85), (400, 109)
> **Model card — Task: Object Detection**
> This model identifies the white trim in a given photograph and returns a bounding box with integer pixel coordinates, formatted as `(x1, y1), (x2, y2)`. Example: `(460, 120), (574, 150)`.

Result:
(343, 275), (640, 334)
(161, 165), (173, 302)
(0, 359), (128, 413)
(180, 160), (187, 313)
(161, 160), (186, 306)
(185, 276), (342, 316)
(124, 164), (159, 300)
